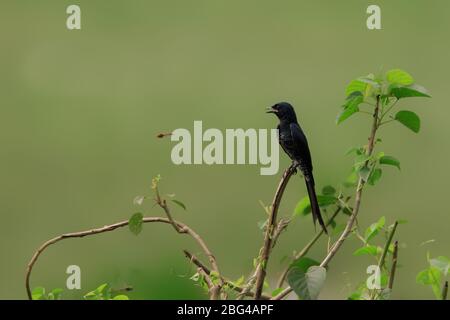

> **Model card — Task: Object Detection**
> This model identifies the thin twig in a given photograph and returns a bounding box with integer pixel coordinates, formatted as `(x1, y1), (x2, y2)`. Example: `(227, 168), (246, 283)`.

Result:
(25, 216), (220, 300)
(183, 250), (220, 300)
(183, 250), (270, 300)
(388, 240), (398, 290)
(379, 221), (398, 270)
(271, 218), (291, 249)
(253, 164), (297, 299)
(110, 286), (133, 294)
(156, 132), (173, 138)
(236, 269), (259, 300)
(369, 221), (398, 299)
(155, 185), (182, 233)
(380, 98), (398, 120)
(154, 179), (224, 295)
(272, 95), (381, 300)
(196, 267), (219, 299)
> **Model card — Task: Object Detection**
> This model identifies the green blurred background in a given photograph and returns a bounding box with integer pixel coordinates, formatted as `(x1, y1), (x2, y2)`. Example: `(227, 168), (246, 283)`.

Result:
(1, 0), (448, 299)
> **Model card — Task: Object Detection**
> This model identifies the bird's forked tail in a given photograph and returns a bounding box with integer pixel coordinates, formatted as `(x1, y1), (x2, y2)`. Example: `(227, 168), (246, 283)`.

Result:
(305, 177), (328, 234)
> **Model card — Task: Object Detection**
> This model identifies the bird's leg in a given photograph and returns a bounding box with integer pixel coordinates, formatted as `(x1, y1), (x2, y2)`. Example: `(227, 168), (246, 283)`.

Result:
(292, 163), (306, 178)
(290, 160), (300, 175)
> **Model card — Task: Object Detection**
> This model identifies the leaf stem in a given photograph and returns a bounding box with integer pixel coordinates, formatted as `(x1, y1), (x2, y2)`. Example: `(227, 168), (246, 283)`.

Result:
(380, 98), (399, 122)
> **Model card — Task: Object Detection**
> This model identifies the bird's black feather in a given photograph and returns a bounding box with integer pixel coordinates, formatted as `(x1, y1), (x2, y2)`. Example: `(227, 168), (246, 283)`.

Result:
(268, 102), (327, 234)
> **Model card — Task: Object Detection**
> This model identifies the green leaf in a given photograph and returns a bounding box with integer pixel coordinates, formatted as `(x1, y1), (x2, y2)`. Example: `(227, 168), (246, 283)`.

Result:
(345, 80), (367, 97)
(368, 168), (382, 186)
(386, 69), (414, 86)
(171, 199), (187, 210)
(112, 295), (129, 300)
(358, 166), (371, 183)
(95, 283), (109, 294)
(346, 147), (364, 156)
(389, 84), (431, 99)
(379, 156), (401, 170)
(358, 76), (380, 87)
(395, 110), (421, 133)
(294, 196), (310, 216)
(128, 212), (143, 236)
(83, 292), (98, 300)
(431, 283), (443, 300)
(231, 275), (245, 288)
(32, 287), (46, 300)
(348, 292), (362, 300)
(322, 185), (336, 196)
(290, 257), (320, 273)
(378, 288), (392, 300)
(364, 216), (385, 242)
(416, 267), (441, 286)
(416, 270), (429, 285)
(48, 288), (63, 300)
(353, 245), (378, 256)
(84, 284), (110, 300)
(376, 151), (385, 160)
(287, 266), (327, 300)
(294, 195), (337, 216)
(329, 219), (337, 229)
(430, 256), (450, 276)
(337, 95), (363, 124)
(343, 169), (358, 188)
(354, 154), (371, 169)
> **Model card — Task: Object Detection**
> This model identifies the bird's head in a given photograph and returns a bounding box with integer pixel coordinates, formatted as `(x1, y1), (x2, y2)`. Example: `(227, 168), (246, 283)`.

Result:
(266, 102), (297, 122)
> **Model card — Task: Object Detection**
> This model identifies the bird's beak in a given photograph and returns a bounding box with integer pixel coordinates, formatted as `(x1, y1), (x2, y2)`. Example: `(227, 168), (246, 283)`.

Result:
(266, 106), (277, 114)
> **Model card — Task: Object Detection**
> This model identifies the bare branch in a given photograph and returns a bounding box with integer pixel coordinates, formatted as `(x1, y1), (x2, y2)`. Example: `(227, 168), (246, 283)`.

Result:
(253, 164), (297, 299)
(25, 216), (220, 300)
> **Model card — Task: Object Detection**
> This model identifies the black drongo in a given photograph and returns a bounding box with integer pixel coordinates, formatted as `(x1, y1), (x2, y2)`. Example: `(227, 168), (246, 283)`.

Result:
(267, 102), (327, 234)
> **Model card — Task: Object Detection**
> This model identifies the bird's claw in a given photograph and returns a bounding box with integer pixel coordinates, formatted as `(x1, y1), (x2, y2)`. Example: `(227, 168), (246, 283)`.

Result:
(290, 161), (300, 174)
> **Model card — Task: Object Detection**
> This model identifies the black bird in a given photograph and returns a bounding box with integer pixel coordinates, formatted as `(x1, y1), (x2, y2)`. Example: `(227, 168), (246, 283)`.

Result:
(267, 102), (327, 234)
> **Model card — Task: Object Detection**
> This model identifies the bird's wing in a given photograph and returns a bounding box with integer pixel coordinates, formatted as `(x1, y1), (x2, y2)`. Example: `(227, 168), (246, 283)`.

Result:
(289, 122), (313, 172)
(277, 124), (292, 157)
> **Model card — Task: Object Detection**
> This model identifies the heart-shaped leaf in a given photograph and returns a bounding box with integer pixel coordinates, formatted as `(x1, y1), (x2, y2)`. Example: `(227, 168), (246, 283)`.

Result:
(287, 266), (327, 300)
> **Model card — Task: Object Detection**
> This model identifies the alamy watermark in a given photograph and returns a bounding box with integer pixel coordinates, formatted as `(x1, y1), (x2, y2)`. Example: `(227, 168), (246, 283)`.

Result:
(170, 121), (279, 175)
